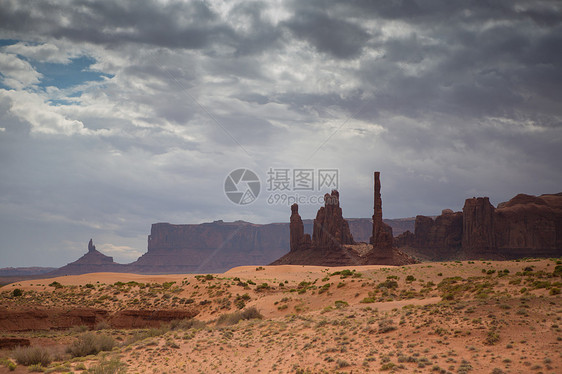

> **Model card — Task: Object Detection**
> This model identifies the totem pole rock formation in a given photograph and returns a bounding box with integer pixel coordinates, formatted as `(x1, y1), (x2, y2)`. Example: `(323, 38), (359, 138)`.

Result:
(312, 190), (355, 250)
(370, 172), (394, 258)
(289, 203), (311, 251)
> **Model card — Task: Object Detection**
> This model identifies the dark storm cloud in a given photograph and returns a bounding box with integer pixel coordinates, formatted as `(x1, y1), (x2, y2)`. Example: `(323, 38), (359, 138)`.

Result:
(281, 10), (370, 59)
(0, 0), (282, 55)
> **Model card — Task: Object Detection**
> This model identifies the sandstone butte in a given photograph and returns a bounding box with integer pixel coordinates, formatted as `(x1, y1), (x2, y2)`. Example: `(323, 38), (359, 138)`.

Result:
(396, 192), (562, 260)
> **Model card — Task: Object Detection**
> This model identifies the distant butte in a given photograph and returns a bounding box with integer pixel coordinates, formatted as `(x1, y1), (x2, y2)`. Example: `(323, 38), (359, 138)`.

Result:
(396, 192), (562, 260)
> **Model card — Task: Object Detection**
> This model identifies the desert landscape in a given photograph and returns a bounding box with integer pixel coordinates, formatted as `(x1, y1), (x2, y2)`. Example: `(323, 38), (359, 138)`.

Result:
(2, 1), (562, 373)
(1, 259), (561, 373)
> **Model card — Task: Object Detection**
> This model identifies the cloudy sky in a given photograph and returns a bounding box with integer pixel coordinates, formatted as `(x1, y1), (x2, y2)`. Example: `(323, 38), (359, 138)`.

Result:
(0, 0), (561, 267)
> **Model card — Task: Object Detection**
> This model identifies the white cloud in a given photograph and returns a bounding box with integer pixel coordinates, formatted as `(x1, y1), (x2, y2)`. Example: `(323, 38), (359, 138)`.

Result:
(1, 89), (95, 135)
(98, 243), (143, 263)
(0, 53), (42, 89)
(3, 42), (77, 64)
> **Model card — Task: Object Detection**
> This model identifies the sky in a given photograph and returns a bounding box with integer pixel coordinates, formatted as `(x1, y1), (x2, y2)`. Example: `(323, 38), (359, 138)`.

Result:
(0, 0), (561, 267)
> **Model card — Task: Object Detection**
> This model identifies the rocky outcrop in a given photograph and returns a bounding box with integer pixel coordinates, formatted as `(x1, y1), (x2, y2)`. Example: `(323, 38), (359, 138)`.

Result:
(0, 308), (197, 331)
(48, 240), (125, 276)
(289, 204), (311, 251)
(312, 190), (355, 250)
(396, 210), (463, 260)
(396, 193), (562, 260)
(0, 338), (30, 349)
(477, 193), (562, 259)
(272, 183), (417, 266)
(370, 172), (394, 260)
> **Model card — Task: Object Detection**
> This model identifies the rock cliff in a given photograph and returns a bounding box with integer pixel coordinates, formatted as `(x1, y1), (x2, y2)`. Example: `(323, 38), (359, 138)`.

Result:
(396, 193), (562, 260)
(127, 221), (289, 273)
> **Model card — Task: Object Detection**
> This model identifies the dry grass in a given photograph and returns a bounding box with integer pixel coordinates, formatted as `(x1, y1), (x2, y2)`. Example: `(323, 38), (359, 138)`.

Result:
(66, 332), (116, 357)
(12, 346), (52, 366)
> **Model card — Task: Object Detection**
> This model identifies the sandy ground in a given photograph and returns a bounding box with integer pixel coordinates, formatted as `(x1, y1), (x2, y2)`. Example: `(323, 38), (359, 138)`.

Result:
(1, 259), (561, 373)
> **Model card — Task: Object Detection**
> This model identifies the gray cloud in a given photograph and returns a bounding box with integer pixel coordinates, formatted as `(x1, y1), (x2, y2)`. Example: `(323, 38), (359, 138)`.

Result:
(0, 0), (561, 267)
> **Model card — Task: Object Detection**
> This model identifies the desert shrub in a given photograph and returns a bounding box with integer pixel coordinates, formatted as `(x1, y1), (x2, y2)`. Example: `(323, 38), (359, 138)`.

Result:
(27, 363), (44, 372)
(67, 333), (116, 357)
(205, 274), (214, 281)
(377, 280), (398, 289)
(256, 283), (270, 291)
(318, 283), (331, 294)
(89, 357), (126, 374)
(12, 346), (52, 366)
(378, 319), (397, 333)
(11, 288), (22, 297)
(336, 359), (351, 368)
(94, 320), (111, 330)
(334, 300), (348, 309)
(169, 318), (205, 330)
(550, 287), (561, 295)
(0, 358), (16, 371)
(70, 325), (89, 333)
(49, 281), (63, 289)
(485, 329), (500, 345)
(75, 363), (87, 370)
(124, 327), (169, 345)
(216, 306), (263, 326)
(406, 275), (416, 282)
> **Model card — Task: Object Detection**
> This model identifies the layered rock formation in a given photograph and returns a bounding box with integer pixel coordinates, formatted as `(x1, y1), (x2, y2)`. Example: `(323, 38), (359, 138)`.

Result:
(396, 210), (463, 260)
(467, 193), (562, 259)
(396, 193), (562, 260)
(127, 221), (289, 273)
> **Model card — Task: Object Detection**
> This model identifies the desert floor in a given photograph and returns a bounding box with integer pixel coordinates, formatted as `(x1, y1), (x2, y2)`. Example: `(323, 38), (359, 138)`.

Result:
(1, 258), (561, 373)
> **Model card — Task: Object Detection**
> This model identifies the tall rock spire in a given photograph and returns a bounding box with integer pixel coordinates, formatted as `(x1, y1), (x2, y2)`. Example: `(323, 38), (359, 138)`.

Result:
(370, 172), (394, 252)
(289, 203), (311, 251)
